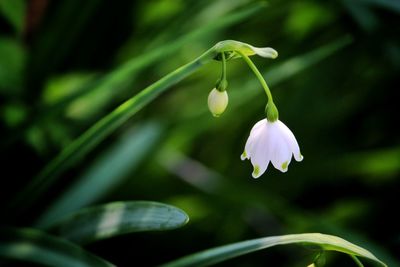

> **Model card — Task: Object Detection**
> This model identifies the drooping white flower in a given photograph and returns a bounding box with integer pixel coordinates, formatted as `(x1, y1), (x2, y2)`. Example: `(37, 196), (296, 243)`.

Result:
(208, 88), (228, 117)
(241, 119), (303, 178)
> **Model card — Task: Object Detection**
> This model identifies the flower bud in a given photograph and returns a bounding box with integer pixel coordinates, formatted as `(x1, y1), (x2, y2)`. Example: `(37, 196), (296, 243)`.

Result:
(208, 88), (228, 117)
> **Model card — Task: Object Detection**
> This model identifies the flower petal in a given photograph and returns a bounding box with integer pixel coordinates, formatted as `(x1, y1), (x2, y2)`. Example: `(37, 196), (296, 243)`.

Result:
(270, 140), (291, 173)
(249, 122), (271, 178)
(241, 119), (267, 160)
(269, 123), (292, 172)
(250, 119), (267, 135)
(252, 162), (269, 178)
(207, 88), (228, 117)
(242, 137), (255, 160)
(276, 120), (303, 162)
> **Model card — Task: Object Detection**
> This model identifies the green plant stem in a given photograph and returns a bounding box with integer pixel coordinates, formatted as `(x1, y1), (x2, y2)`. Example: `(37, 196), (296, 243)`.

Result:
(237, 50), (274, 103)
(350, 255), (365, 267)
(221, 52), (227, 82)
(9, 47), (217, 214)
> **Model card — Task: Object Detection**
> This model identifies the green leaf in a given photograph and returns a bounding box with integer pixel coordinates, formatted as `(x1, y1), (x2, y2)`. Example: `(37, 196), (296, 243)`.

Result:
(160, 233), (387, 267)
(0, 227), (114, 267)
(51, 201), (189, 244)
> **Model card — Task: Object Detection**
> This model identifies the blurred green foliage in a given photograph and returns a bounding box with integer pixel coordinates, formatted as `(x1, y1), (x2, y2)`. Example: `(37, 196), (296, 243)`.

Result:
(0, 0), (399, 266)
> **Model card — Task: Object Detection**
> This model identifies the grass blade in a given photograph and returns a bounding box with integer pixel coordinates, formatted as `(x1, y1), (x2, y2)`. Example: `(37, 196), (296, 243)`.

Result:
(0, 227), (114, 267)
(160, 233), (387, 267)
(51, 201), (189, 244)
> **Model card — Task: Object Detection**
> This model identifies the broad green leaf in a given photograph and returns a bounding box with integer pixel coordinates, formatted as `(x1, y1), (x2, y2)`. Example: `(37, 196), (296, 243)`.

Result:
(160, 233), (387, 267)
(36, 122), (163, 228)
(51, 201), (189, 244)
(0, 227), (114, 267)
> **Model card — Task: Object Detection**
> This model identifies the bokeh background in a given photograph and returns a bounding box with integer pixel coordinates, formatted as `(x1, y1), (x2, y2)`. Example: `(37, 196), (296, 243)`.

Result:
(1, 0), (399, 266)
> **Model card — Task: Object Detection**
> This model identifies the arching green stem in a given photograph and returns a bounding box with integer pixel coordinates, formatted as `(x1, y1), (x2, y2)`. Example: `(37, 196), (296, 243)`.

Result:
(236, 50), (278, 121)
(236, 51), (274, 103)
(350, 255), (365, 267)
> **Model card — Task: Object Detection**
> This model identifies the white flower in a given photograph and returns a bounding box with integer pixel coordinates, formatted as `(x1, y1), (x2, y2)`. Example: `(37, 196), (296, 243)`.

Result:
(241, 119), (303, 178)
(208, 88), (228, 117)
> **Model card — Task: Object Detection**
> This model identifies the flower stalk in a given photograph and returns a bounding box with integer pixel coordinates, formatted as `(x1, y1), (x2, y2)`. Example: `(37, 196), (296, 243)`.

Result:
(236, 51), (274, 103)
(216, 52), (228, 91)
(236, 50), (279, 122)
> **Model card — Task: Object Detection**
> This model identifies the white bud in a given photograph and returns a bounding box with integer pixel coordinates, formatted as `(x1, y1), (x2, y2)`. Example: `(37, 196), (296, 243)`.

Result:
(207, 88), (228, 117)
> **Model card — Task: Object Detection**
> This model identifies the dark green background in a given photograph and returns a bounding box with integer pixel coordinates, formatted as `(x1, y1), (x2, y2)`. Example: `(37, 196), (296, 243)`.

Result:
(1, 0), (399, 266)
